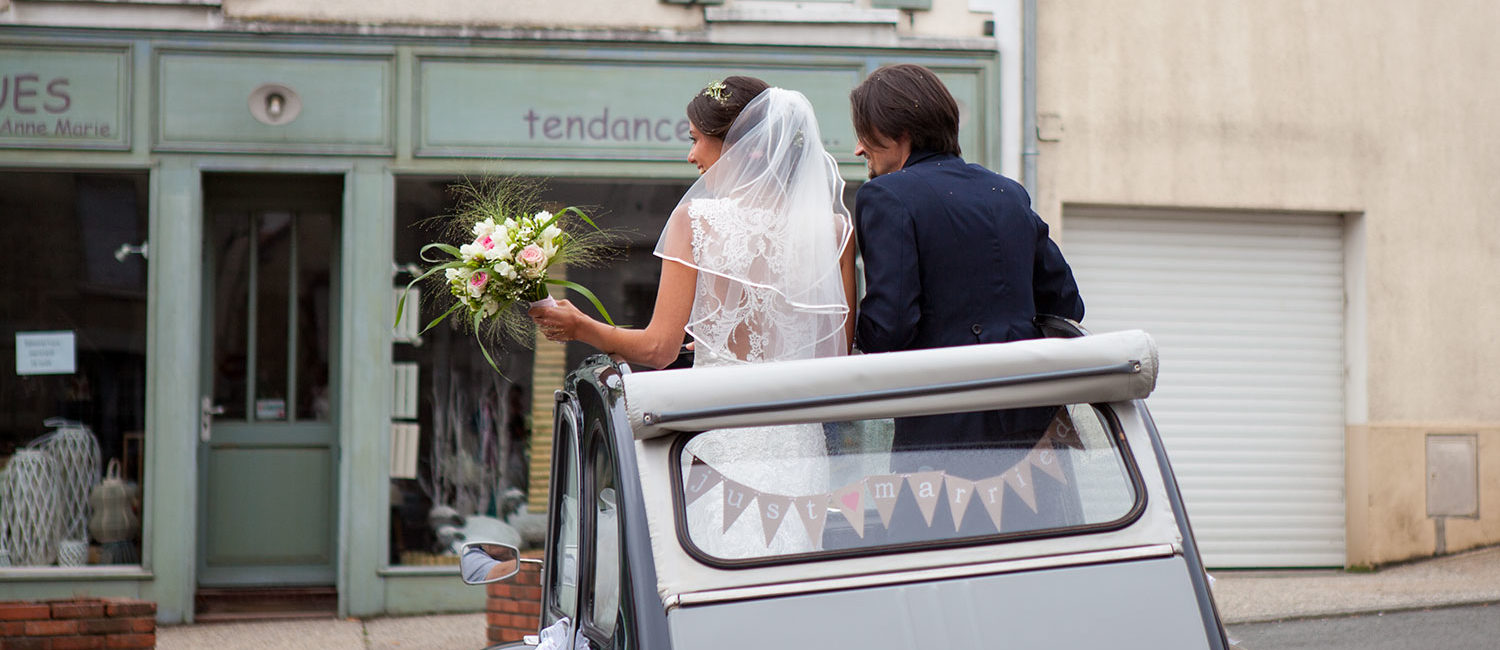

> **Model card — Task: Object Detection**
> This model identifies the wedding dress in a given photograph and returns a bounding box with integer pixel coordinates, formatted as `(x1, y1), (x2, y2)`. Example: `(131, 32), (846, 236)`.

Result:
(655, 88), (852, 558)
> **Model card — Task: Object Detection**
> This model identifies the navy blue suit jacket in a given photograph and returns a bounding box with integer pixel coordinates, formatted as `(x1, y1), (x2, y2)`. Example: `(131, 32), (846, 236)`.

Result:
(855, 151), (1084, 469)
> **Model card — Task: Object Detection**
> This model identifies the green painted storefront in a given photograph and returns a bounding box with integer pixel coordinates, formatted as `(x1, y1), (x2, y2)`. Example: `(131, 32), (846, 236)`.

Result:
(0, 25), (998, 622)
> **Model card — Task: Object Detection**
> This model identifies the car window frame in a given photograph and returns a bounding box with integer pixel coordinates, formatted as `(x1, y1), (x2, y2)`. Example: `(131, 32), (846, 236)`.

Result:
(541, 393), (584, 628)
(668, 402), (1150, 568)
(578, 418), (632, 649)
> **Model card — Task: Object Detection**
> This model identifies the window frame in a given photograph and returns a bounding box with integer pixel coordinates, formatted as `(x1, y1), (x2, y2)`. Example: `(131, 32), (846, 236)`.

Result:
(577, 417), (632, 649)
(541, 393), (584, 628)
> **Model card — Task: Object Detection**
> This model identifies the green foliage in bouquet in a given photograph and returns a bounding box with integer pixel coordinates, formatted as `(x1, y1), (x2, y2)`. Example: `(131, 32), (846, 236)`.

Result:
(396, 177), (621, 374)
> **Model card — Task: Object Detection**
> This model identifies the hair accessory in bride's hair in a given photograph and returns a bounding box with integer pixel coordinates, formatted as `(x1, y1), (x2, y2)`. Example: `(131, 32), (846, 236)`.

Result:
(702, 80), (731, 105)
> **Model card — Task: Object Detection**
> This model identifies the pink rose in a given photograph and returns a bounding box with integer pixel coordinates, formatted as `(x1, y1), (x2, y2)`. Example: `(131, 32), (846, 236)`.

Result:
(476, 234), (493, 249)
(517, 244), (548, 276)
(469, 270), (489, 291)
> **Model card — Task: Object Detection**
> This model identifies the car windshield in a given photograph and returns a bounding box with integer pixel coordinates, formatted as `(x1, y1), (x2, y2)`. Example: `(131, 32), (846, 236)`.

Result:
(673, 403), (1142, 563)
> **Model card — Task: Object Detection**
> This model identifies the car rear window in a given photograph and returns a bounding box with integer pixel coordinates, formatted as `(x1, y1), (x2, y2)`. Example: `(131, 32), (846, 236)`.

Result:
(673, 403), (1143, 563)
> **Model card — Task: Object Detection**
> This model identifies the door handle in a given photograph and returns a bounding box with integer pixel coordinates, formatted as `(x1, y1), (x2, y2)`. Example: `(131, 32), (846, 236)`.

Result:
(200, 395), (225, 442)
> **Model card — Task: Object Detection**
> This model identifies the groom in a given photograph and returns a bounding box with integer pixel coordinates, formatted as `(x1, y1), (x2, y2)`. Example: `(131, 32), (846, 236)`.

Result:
(849, 64), (1085, 536)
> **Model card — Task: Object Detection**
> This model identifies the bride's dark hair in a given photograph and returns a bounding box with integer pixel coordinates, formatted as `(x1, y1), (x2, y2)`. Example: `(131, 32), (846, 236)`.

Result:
(687, 76), (771, 138)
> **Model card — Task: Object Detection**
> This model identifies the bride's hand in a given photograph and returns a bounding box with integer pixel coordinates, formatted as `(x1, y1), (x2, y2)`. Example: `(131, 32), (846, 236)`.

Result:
(528, 299), (584, 342)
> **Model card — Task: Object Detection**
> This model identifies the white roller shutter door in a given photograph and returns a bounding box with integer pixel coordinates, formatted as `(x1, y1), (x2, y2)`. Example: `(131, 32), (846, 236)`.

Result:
(1065, 209), (1345, 567)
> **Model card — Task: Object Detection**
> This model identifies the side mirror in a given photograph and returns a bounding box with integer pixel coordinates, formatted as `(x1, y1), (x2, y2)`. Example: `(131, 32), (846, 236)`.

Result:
(460, 541), (521, 585)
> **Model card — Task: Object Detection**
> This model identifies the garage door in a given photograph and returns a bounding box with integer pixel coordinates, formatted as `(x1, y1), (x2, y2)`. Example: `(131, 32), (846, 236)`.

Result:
(1065, 208), (1345, 567)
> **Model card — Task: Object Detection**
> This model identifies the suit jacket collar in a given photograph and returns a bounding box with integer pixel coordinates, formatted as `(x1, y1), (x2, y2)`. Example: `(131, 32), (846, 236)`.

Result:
(903, 149), (961, 169)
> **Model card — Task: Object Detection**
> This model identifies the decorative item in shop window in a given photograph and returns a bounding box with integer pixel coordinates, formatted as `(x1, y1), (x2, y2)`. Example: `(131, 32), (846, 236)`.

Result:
(420, 370), (519, 553)
(0, 466), (11, 567)
(88, 459), (140, 564)
(36, 419), (102, 546)
(1, 449), (62, 566)
(58, 538), (89, 567)
(395, 177), (621, 374)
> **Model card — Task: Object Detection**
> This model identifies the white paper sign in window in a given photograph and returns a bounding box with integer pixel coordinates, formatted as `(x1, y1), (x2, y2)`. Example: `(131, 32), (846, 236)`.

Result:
(16, 331), (76, 375)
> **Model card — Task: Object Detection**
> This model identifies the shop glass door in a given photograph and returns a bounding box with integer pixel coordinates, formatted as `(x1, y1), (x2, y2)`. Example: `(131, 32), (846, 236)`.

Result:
(198, 174), (340, 587)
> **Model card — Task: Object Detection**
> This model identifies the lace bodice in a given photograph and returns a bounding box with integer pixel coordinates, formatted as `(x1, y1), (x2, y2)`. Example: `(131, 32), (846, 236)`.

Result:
(686, 197), (840, 366)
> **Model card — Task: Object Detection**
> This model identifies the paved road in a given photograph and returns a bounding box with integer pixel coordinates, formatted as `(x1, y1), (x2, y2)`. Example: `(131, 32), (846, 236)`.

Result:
(1227, 602), (1500, 650)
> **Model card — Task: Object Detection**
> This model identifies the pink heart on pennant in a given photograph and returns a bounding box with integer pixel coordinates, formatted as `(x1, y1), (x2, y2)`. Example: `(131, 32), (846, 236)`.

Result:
(840, 490), (861, 511)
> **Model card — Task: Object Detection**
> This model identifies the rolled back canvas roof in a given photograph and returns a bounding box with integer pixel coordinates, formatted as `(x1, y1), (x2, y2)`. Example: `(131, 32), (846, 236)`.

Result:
(623, 329), (1159, 438)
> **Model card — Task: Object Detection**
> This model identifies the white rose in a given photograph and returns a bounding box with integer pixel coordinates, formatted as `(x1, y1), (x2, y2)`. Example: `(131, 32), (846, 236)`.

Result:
(517, 244), (548, 279)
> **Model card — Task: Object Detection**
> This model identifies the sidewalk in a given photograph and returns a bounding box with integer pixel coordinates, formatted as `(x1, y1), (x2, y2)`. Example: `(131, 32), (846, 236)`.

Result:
(1211, 544), (1500, 624)
(157, 613), (486, 650)
(156, 545), (1500, 648)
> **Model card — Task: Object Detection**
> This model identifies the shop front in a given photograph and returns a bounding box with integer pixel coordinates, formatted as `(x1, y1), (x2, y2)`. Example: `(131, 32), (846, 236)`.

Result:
(0, 26), (999, 622)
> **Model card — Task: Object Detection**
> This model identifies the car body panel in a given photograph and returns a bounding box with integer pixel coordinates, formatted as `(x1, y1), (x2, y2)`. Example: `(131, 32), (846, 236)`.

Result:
(667, 555), (1210, 649)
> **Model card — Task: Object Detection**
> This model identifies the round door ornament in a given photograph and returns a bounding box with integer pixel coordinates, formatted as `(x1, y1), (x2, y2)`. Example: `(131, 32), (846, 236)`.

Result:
(248, 83), (303, 126)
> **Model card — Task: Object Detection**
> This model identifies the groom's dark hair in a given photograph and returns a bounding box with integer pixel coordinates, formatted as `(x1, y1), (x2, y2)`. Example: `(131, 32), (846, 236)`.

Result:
(850, 64), (962, 156)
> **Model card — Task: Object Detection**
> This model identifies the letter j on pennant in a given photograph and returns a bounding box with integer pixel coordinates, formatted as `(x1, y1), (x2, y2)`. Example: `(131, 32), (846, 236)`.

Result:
(684, 456), (722, 505)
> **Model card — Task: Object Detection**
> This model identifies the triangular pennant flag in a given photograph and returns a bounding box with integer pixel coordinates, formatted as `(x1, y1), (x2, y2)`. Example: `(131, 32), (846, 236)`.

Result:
(867, 475), (904, 529)
(1028, 439), (1068, 485)
(907, 471), (945, 527)
(832, 481), (866, 538)
(1003, 464), (1038, 513)
(1046, 408), (1084, 451)
(793, 494), (830, 546)
(722, 479), (756, 533)
(758, 493), (792, 546)
(683, 456), (723, 506)
(974, 476), (1007, 533)
(943, 476), (975, 532)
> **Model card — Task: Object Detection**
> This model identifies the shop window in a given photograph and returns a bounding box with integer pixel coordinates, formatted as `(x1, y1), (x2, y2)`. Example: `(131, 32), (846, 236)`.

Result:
(0, 170), (148, 569)
(389, 177), (538, 567)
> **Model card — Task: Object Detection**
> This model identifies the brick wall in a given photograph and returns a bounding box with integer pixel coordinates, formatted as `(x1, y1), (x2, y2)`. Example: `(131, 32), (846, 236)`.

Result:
(485, 558), (543, 645)
(0, 598), (155, 649)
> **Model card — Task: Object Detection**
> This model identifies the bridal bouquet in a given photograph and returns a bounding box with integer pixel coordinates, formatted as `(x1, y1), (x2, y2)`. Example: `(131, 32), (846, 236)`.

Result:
(397, 178), (617, 373)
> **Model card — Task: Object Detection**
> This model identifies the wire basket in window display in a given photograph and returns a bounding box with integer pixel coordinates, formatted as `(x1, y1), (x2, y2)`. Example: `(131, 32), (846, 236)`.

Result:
(0, 466), (11, 567)
(35, 419), (102, 547)
(0, 449), (62, 566)
(396, 177), (620, 374)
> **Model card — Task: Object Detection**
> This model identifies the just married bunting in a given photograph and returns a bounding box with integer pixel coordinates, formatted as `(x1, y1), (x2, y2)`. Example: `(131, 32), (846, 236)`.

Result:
(682, 411), (1086, 547)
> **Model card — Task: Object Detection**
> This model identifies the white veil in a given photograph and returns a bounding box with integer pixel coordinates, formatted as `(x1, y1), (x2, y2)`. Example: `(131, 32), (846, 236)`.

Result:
(655, 88), (853, 365)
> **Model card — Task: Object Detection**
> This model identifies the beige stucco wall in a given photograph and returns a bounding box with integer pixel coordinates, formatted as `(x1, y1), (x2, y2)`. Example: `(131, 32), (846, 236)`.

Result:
(223, 0), (990, 40)
(1037, 1), (1500, 565)
(909, 1), (991, 40)
(1348, 426), (1500, 566)
(224, 0), (704, 30)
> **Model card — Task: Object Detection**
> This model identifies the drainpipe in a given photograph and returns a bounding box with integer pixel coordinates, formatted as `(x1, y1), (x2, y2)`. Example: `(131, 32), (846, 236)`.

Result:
(1021, 0), (1039, 197)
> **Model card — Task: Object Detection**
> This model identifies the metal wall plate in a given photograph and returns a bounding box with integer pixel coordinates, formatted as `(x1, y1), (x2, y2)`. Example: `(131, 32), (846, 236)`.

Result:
(1427, 433), (1479, 518)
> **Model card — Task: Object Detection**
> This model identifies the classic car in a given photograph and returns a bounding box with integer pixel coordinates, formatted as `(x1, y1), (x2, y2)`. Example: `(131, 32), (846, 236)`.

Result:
(464, 318), (1234, 649)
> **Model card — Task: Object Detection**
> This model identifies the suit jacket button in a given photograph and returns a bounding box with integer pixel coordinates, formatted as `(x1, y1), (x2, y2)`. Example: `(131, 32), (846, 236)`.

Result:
(971, 324), (983, 335)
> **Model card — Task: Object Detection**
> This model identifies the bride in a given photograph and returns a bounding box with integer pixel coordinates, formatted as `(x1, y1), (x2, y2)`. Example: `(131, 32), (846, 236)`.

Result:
(529, 76), (855, 556)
